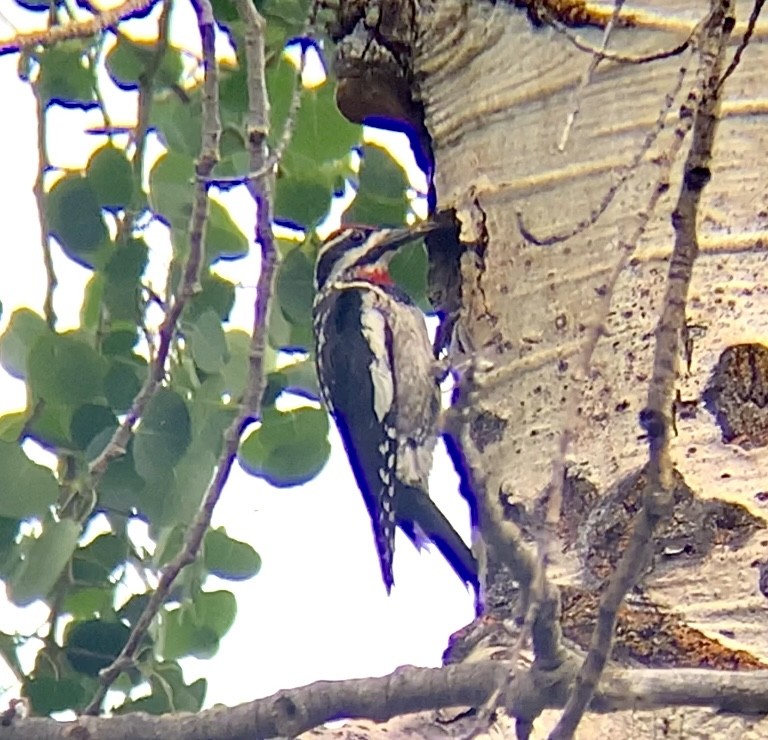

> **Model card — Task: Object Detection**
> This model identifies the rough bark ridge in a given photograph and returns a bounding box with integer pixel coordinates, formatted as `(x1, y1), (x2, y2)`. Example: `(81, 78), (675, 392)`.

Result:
(335, 0), (768, 737)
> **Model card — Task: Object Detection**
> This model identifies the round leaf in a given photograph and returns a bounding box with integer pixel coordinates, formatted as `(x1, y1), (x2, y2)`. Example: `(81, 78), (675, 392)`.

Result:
(64, 619), (131, 676)
(239, 406), (330, 487)
(28, 333), (105, 406)
(7, 519), (81, 606)
(36, 41), (95, 107)
(186, 310), (228, 374)
(24, 677), (85, 716)
(133, 389), (192, 481)
(204, 528), (261, 580)
(0, 308), (50, 379)
(70, 404), (118, 450)
(0, 441), (58, 519)
(275, 247), (314, 325)
(47, 175), (110, 269)
(87, 145), (134, 209)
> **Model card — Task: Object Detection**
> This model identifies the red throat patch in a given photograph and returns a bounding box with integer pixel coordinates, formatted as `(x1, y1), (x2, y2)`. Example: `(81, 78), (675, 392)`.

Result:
(354, 266), (394, 285)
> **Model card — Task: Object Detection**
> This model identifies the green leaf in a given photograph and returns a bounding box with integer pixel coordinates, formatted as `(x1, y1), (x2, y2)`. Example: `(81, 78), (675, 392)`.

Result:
(96, 450), (145, 515)
(80, 273), (105, 331)
(28, 333), (106, 406)
(268, 56), (359, 162)
(221, 330), (252, 398)
(0, 413), (25, 443)
(148, 151), (195, 232)
(25, 402), (75, 450)
(71, 533), (127, 586)
(64, 619), (131, 676)
(62, 587), (114, 620)
(160, 606), (219, 661)
(265, 358), (320, 402)
(274, 151), (335, 226)
(0, 308), (50, 379)
(70, 404), (118, 450)
(0, 517), (20, 578)
(104, 356), (145, 413)
(101, 238), (148, 323)
(47, 174), (110, 269)
(150, 88), (202, 156)
(7, 519), (81, 606)
(239, 405), (330, 487)
(133, 390), (192, 481)
(204, 528), (261, 580)
(275, 247), (314, 325)
(0, 441), (58, 519)
(36, 40), (94, 106)
(345, 143), (409, 227)
(186, 310), (228, 374)
(268, 304), (312, 352)
(188, 272), (236, 321)
(24, 676), (86, 716)
(106, 37), (183, 90)
(87, 145), (134, 209)
(193, 589), (237, 638)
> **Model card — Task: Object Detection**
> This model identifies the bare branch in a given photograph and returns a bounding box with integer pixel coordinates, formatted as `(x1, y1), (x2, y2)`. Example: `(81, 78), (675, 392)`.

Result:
(718, 0), (764, 91)
(558, 0), (626, 152)
(234, 0), (284, 415)
(83, 0), (222, 713)
(30, 80), (56, 329)
(0, 0), (155, 53)
(6, 662), (768, 739)
(549, 3), (733, 738)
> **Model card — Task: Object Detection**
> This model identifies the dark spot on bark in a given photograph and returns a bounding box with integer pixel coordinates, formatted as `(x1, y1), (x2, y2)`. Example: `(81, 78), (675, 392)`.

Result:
(469, 410), (507, 452)
(578, 464), (765, 586)
(684, 165), (711, 191)
(703, 343), (768, 448)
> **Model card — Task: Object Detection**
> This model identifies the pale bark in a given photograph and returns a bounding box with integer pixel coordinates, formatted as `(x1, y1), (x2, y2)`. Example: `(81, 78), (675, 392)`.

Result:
(413, 0), (768, 736)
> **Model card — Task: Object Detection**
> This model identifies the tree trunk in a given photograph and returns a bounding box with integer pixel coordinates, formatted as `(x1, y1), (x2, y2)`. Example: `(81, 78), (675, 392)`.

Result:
(337, 0), (768, 736)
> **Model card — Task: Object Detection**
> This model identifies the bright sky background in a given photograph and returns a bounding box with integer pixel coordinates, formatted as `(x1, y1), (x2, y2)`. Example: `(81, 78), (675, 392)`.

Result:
(0, 0), (475, 710)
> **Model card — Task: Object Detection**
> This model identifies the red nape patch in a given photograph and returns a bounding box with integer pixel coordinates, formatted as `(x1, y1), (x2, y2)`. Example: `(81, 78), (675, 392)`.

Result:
(355, 266), (394, 285)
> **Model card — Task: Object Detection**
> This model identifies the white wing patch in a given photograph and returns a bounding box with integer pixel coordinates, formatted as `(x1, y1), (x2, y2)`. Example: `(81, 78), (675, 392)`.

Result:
(360, 306), (394, 422)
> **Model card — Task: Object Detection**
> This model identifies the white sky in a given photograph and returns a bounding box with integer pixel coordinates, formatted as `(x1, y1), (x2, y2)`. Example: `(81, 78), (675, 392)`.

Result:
(0, 1), (474, 710)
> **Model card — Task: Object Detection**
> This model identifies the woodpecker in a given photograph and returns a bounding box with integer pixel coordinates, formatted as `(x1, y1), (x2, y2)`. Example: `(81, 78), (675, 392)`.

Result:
(312, 223), (478, 593)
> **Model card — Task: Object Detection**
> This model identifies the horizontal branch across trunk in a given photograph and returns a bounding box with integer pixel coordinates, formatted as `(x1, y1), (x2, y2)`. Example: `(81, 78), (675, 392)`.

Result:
(5, 662), (768, 739)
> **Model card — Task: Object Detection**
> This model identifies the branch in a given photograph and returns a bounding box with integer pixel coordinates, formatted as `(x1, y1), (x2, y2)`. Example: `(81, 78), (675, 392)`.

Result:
(0, 0), (155, 53)
(82, 0), (222, 713)
(30, 78), (56, 329)
(6, 663), (768, 739)
(549, 3), (733, 738)
(87, 3), (211, 481)
(234, 0), (281, 414)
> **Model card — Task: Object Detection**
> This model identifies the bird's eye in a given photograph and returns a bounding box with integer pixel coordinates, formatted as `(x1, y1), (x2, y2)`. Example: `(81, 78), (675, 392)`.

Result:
(350, 229), (366, 243)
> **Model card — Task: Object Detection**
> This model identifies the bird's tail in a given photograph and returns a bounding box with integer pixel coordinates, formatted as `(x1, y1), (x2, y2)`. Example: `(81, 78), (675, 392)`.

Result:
(397, 484), (478, 590)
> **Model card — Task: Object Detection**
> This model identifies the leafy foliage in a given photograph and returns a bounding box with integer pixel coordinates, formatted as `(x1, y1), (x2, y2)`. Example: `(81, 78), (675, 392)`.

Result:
(0, 0), (422, 720)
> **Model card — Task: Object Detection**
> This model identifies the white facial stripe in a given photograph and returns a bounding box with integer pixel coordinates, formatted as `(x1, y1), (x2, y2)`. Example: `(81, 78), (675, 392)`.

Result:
(360, 307), (394, 422)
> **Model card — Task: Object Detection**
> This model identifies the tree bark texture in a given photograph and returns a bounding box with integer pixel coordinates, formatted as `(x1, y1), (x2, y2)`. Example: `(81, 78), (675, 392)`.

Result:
(397, 1), (768, 737)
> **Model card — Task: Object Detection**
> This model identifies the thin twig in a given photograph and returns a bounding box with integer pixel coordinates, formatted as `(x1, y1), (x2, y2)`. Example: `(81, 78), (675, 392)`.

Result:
(86, 6), (187, 479)
(82, 0), (222, 713)
(717, 0), (764, 91)
(518, 45), (693, 246)
(550, 14), (695, 65)
(508, 13), (697, 703)
(549, 3), (732, 738)
(206, 3), (320, 187)
(559, 0), (626, 152)
(0, 0), (155, 53)
(31, 81), (57, 329)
